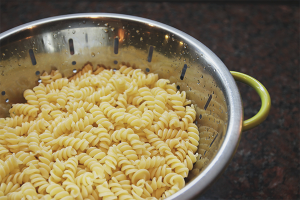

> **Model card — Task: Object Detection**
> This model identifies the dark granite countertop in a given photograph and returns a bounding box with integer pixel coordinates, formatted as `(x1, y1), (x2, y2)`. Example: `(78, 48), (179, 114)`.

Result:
(0, 1), (299, 199)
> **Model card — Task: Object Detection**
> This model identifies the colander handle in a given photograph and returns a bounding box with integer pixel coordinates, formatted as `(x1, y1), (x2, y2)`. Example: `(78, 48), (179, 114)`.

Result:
(230, 71), (271, 131)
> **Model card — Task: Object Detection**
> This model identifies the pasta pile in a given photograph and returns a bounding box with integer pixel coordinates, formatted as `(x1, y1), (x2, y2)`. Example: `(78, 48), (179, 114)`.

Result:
(0, 64), (200, 200)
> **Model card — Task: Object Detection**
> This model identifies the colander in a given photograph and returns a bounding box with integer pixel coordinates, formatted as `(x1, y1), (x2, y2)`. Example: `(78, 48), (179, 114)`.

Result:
(0, 13), (271, 199)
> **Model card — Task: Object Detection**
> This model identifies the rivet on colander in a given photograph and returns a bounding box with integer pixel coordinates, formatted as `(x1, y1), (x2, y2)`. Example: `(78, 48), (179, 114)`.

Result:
(114, 38), (119, 54)
(147, 46), (154, 62)
(204, 94), (212, 110)
(29, 49), (36, 65)
(69, 39), (75, 55)
(180, 64), (187, 80)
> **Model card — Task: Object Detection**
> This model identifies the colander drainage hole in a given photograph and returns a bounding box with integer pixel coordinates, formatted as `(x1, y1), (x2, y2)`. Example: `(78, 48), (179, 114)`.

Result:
(146, 68), (150, 72)
(204, 94), (212, 110)
(176, 85), (180, 90)
(29, 49), (37, 65)
(69, 39), (75, 55)
(209, 133), (218, 147)
(199, 114), (202, 119)
(147, 46), (154, 62)
(35, 71), (40, 76)
(72, 61), (76, 65)
(1, 91), (5, 96)
(85, 34), (88, 43)
(114, 38), (119, 54)
(180, 64), (187, 80)
(114, 60), (118, 64)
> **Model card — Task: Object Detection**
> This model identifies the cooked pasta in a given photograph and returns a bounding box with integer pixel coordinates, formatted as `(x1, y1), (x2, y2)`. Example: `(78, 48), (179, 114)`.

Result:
(0, 63), (201, 199)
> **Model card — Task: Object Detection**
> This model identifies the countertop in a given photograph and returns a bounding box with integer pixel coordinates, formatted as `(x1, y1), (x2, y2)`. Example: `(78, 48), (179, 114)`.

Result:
(0, 1), (299, 199)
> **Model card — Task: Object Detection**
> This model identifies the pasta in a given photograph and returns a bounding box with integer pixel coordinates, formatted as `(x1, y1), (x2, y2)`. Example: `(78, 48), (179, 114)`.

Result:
(0, 63), (201, 199)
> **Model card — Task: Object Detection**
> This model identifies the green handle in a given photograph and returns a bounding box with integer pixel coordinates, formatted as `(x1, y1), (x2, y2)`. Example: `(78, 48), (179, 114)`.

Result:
(230, 71), (271, 131)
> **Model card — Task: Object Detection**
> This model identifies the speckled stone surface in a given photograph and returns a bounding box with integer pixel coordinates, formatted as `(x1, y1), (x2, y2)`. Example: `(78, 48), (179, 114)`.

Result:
(0, 1), (299, 199)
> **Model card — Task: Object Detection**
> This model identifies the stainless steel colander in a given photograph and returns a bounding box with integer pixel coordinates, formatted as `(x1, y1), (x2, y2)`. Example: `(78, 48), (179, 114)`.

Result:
(0, 13), (271, 199)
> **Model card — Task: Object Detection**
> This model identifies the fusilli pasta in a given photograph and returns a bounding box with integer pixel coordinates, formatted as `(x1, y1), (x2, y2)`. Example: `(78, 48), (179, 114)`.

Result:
(0, 64), (200, 199)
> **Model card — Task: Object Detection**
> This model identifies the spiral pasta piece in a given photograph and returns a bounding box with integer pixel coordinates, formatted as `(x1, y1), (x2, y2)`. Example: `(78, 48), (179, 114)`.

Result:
(0, 154), (22, 181)
(53, 146), (77, 161)
(46, 183), (73, 200)
(100, 102), (126, 123)
(53, 136), (89, 151)
(112, 128), (145, 154)
(135, 156), (165, 169)
(78, 153), (104, 178)
(97, 181), (117, 200)
(9, 104), (39, 118)
(90, 105), (114, 130)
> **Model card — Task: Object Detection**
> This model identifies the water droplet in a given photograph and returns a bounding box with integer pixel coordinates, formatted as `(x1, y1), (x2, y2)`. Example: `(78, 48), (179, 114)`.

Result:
(97, 23), (100, 26)
(189, 87), (192, 91)
(32, 42), (35, 45)
(5, 99), (9, 103)
(21, 51), (24, 53)
(104, 29), (108, 33)
(2, 53), (5, 56)
(140, 37), (143, 41)
(38, 79), (42, 83)
(172, 37), (175, 41)
(68, 25), (71, 28)
(197, 80), (200, 85)
(73, 69), (77, 73)
(111, 27), (115, 31)
(83, 20), (86, 24)
(53, 34), (57, 38)
(136, 30), (139, 34)
(123, 39), (125, 42)
(18, 63), (21, 66)
(201, 75), (203, 78)
(104, 23), (108, 26)
(91, 52), (95, 57)
(72, 30), (76, 34)
(200, 54), (203, 57)
(214, 69), (216, 72)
